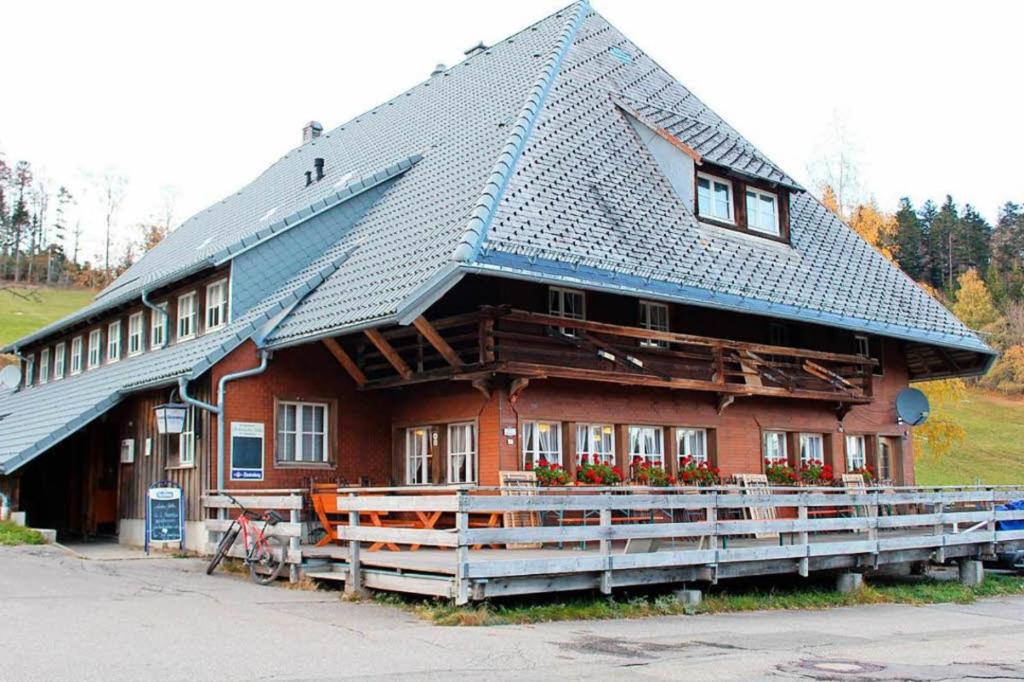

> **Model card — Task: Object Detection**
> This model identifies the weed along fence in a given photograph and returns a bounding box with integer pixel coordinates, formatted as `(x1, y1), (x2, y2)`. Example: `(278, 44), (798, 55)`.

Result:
(304, 485), (1024, 604)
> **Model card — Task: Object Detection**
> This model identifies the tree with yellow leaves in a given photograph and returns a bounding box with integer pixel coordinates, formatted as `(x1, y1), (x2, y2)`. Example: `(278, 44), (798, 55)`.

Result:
(952, 268), (1000, 331)
(849, 201), (896, 261)
(913, 379), (968, 460)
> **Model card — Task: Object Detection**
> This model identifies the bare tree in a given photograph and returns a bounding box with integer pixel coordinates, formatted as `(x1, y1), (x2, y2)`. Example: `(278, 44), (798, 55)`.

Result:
(94, 170), (127, 277)
(807, 111), (863, 218)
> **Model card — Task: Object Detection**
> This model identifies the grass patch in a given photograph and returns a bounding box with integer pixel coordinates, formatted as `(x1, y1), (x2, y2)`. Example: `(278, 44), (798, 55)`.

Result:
(0, 521), (45, 546)
(916, 389), (1024, 485)
(0, 286), (96, 347)
(376, 573), (1024, 626)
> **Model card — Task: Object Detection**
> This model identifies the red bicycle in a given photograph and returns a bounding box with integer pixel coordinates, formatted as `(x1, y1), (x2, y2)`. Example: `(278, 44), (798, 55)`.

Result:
(206, 493), (286, 585)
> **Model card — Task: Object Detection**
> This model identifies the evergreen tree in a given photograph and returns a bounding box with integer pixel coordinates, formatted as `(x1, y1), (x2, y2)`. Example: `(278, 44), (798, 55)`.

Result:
(893, 197), (925, 280)
(955, 204), (991, 275)
(927, 195), (959, 292)
(991, 202), (1024, 301)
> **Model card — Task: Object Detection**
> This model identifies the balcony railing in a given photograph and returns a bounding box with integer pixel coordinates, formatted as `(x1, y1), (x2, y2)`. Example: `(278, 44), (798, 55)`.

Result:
(343, 307), (876, 404)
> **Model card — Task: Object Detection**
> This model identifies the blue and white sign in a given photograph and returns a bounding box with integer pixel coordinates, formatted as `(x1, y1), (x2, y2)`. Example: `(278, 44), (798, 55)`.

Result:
(230, 422), (264, 481)
(145, 483), (183, 553)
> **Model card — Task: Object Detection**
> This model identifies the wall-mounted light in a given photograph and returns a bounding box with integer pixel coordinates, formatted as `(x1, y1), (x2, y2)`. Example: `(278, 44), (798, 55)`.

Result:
(154, 403), (188, 435)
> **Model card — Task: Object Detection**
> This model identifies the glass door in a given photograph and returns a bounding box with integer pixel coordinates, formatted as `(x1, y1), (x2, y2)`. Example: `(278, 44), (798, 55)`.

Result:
(405, 427), (432, 485)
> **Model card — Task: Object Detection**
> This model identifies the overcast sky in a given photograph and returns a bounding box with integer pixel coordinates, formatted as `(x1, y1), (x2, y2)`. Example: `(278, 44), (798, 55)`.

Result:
(2, 0), (1022, 262)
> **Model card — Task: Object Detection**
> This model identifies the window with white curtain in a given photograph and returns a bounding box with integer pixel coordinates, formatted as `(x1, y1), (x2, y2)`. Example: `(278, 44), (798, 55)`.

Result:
(763, 431), (788, 465)
(447, 422), (477, 484)
(128, 312), (144, 356)
(277, 401), (329, 463)
(206, 279), (229, 330)
(179, 406), (196, 466)
(522, 421), (562, 468)
(576, 423), (615, 465)
(799, 433), (824, 464)
(677, 428), (708, 464)
(107, 321), (122, 363)
(24, 355), (35, 387)
(151, 303), (168, 349)
(846, 435), (867, 471)
(39, 348), (50, 385)
(70, 337), (83, 375)
(406, 427), (432, 485)
(87, 329), (102, 369)
(177, 292), (197, 340)
(54, 342), (66, 380)
(638, 300), (669, 348)
(629, 426), (664, 467)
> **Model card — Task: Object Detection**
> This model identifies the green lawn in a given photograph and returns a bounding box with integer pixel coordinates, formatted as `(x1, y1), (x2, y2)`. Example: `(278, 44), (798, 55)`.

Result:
(916, 389), (1024, 485)
(0, 287), (96, 347)
(0, 521), (44, 545)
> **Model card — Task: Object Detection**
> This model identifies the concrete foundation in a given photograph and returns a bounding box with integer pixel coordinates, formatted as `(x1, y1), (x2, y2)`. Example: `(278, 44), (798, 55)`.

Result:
(836, 572), (864, 594)
(673, 588), (703, 608)
(118, 518), (210, 554)
(10, 511), (27, 527)
(957, 559), (984, 587)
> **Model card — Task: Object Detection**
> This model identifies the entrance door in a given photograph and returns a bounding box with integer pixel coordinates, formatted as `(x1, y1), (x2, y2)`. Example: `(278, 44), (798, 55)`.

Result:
(405, 427), (433, 485)
(878, 437), (900, 485)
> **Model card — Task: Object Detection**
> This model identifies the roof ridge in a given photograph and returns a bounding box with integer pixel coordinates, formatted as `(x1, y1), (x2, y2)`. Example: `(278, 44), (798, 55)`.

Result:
(450, 0), (590, 263)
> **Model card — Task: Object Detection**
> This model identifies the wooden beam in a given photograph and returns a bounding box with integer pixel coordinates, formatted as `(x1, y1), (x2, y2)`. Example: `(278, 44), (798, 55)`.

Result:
(413, 315), (463, 368)
(322, 338), (367, 387)
(364, 328), (412, 380)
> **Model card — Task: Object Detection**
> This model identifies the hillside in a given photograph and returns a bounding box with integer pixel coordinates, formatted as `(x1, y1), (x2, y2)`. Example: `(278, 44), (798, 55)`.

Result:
(0, 287), (96, 347)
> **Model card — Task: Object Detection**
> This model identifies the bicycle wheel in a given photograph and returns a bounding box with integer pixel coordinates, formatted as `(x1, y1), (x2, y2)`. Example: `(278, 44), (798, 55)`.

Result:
(248, 535), (287, 585)
(206, 525), (240, 575)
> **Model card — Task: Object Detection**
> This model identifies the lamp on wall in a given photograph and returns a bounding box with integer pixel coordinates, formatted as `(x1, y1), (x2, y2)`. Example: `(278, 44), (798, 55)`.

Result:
(154, 403), (188, 435)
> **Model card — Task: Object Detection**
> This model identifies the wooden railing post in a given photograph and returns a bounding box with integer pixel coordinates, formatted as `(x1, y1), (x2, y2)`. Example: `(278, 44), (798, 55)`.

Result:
(932, 491), (946, 564)
(345, 492), (367, 597)
(289, 493), (301, 583)
(455, 489), (470, 606)
(797, 492), (809, 577)
(599, 494), (612, 595)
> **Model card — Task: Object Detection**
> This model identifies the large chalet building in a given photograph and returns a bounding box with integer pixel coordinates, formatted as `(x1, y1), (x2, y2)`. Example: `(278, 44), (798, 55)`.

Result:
(0, 1), (993, 548)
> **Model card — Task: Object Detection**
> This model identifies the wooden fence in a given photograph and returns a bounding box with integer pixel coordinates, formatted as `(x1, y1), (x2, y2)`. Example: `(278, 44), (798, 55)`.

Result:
(202, 490), (305, 582)
(332, 485), (1024, 604)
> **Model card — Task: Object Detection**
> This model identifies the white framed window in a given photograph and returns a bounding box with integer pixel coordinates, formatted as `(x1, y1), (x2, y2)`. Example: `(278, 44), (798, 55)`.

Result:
(697, 172), (734, 223)
(87, 329), (102, 370)
(677, 427), (708, 464)
(70, 337), (83, 375)
(177, 292), (197, 341)
(206, 279), (229, 331)
(763, 431), (788, 465)
(54, 342), (66, 380)
(405, 427), (432, 485)
(447, 422), (477, 484)
(151, 303), (168, 350)
(39, 348), (50, 385)
(24, 354), (35, 387)
(128, 312), (145, 356)
(179, 406), (196, 467)
(638, 300), (669, 348)
(629, 425), (664, 467)
(845, 435), (867, 471)
(854, 334), (870, 358)
(107, 321), (122, 363)
(799, 433), (824, 465)
(576, 423), (615, 465)
(277, 401), (329, 463)
(548, 286), (585, 336)
(745, 188), (780, 236)
(522, 421), (562, 468)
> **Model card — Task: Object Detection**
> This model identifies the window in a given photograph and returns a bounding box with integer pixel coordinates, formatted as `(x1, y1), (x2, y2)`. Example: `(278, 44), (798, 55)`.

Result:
(179, 406), (196, 467)
(107, 321), (122, 363)
(24, 355), (35, 387)
(697, 173), (734, 223)
(206, 279), (229, 330)
(447, 422), (477, 484)
(854, 335), (870, 358)
(87, 329), (102, 370)
(39, 348), (50, 385)
(54, 342), (66, 380)
(576, 423), (615, 465)
(745, 188), (779, 236)
(629, 426), (664, 467)
(845, 435), (867, 471)
(277, 401), (329, 463)
(677, 428), (708, 465)
(763, 431), (788, 465)
(638, 300), (669, 348)
(799, 433), (824, 465)
(522, 421), (561, 468)
(151, 303), (168, 349)
(855, 334), (884, 376)
(406, 427), (432, 485)
(177, 293), (197, 340)
(70, 338), (84, 375)
(128, 312), (144, 356)
(548, 286), (585, 336)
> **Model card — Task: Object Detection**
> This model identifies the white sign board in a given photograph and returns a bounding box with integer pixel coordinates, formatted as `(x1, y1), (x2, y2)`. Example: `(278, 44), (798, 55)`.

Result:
(230, 422), (265, 481)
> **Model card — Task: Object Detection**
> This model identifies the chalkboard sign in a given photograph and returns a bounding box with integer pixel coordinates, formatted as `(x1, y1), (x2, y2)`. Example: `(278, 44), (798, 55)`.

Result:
(145, 484), (183, 553)
(230, 422), (264, 481)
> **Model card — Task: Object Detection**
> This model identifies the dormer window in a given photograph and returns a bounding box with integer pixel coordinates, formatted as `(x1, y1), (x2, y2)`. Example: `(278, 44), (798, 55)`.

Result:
(696, 172), (734, 223)
(745, 188), (779, 236)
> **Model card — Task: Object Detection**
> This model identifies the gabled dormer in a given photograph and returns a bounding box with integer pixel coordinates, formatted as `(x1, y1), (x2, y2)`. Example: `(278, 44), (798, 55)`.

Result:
(694, 167), (791, 242)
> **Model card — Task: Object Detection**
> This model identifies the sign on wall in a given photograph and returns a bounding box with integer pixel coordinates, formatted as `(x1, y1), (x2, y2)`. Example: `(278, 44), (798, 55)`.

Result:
(230, 422), (264, 481)
(145, 483), (183, 553)
(120, 438), (135, 464)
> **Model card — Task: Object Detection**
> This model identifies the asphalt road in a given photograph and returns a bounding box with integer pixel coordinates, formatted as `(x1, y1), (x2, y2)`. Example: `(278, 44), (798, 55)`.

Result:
(2, 544), (1023, 681)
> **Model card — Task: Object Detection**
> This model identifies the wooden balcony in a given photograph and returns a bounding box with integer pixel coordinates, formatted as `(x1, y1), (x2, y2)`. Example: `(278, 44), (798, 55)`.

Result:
(325, 307), (877, 406)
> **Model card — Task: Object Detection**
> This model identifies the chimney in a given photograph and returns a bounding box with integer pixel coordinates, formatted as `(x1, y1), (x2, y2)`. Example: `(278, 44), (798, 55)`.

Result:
(314, 158), (325, 181)
(463, 42), (488, 57)
(305, 170), (313, 187)
(302, 120), (323, 144)
(430, 63), (447, 77)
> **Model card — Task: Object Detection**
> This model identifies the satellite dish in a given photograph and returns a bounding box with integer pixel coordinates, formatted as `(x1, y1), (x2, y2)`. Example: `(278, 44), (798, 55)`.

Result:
(896, 387), (930, 426)
(0, 365), (22, 391)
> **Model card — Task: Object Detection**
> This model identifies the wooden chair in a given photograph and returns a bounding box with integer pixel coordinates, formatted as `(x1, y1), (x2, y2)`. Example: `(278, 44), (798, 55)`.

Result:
(735, 473), (778, 540)
(499, 470), (541, 549)
(841, 473), (876, 529)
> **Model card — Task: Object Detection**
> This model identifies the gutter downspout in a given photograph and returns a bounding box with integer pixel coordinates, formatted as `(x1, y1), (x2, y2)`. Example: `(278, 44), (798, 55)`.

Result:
(142, 289), (169, 349)
(178, 350), (270, 496)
